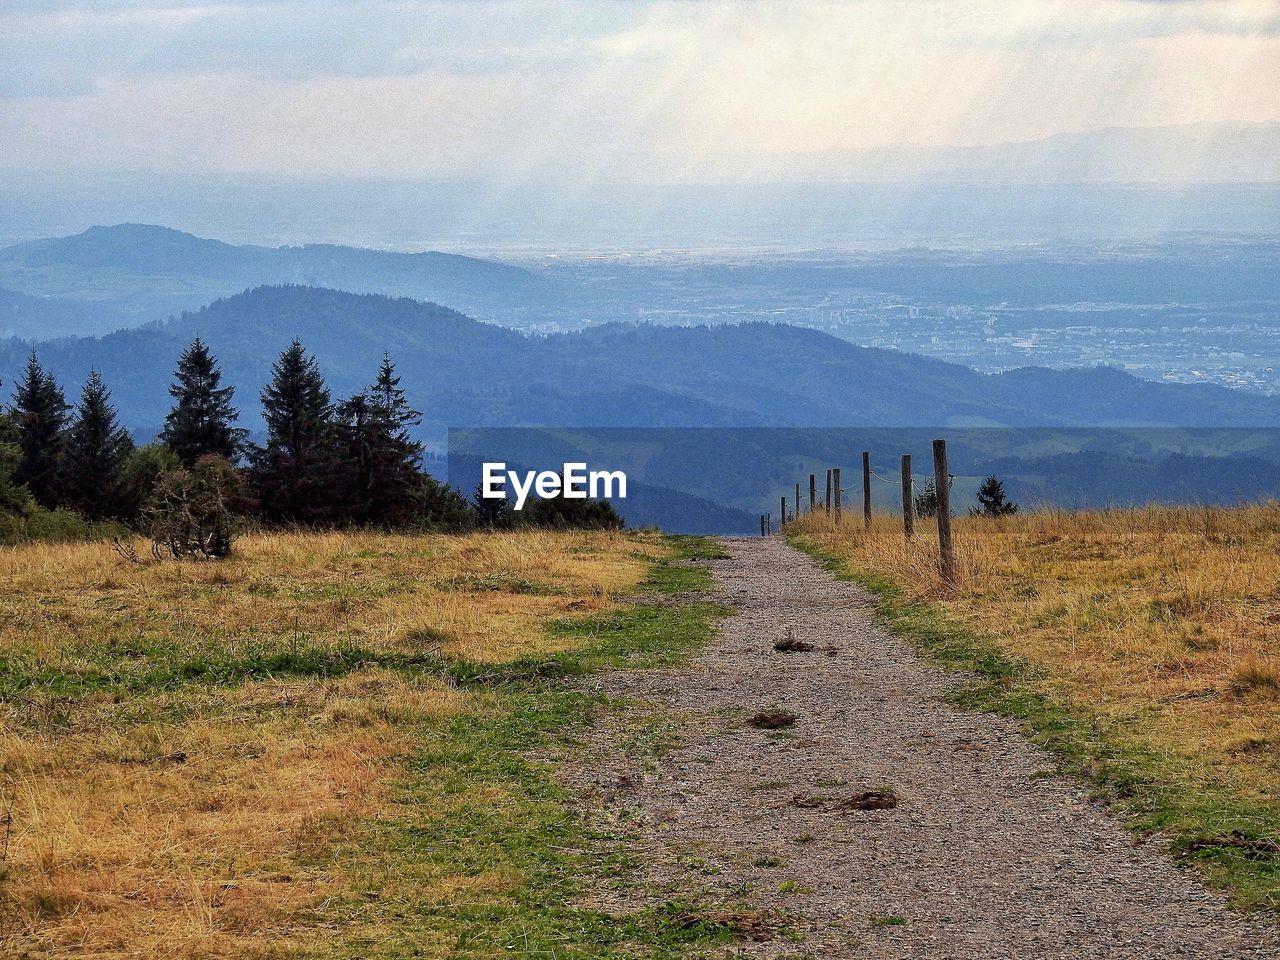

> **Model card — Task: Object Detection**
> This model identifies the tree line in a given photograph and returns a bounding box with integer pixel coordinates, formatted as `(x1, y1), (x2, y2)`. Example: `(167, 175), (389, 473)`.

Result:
(0, 338), (619, 547)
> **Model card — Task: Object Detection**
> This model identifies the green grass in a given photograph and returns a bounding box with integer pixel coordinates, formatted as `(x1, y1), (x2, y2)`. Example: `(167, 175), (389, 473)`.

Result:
(790, 534), (1280, 915)
(320, 535), (737, 957)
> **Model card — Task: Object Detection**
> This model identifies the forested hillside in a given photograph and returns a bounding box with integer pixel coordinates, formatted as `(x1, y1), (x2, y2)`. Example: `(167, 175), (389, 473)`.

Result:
(3, 285), (1279, 438)
(0, 224), (556, 333)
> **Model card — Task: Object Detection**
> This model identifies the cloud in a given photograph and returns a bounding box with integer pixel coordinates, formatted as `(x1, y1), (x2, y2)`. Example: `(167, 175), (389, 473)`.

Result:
(0, 0), (1277, 182)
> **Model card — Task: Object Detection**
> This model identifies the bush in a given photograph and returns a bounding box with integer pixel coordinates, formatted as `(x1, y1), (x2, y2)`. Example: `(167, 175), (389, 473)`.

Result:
(415, 476), (475, 532)
(0, 505), (128, 547)
(145, 456), (253, 559)
(520, 495), (624, 531)
(118, 444), (182, 521)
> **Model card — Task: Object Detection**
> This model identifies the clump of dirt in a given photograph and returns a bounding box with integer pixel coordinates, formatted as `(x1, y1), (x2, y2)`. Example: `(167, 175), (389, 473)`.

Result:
(836, 789), (898, 811)
(775, 636), (815, 652)
(787, 788), (898, 812)
(775, 627), (815, 652)
(749, 709), (797, 729)
(673, 908), (789, 941)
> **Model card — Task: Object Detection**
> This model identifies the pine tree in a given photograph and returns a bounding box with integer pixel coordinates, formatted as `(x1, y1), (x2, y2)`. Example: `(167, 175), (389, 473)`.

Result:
(9, 352), (70, 508)
(335, 354), (424, 526)
(416, 475), (473, 531)
(251, 340), (339, 524)
(914, 474), (954, 519)
(63, 371), (134, 520)
(972, 474), (1018, 517)
(471, 481), (511, 530)
(161, 338), (246, 465)
(0, 410), (33, 516)
(369, 353), (421, 439)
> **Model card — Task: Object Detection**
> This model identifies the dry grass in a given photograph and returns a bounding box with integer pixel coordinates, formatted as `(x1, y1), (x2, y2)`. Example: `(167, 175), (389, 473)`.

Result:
(0, 528), (658, 958)
(791, 505), (1280, 804)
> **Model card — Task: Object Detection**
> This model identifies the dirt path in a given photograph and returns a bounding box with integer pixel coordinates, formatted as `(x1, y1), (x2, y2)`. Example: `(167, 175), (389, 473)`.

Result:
(574, 537), (1280, 959)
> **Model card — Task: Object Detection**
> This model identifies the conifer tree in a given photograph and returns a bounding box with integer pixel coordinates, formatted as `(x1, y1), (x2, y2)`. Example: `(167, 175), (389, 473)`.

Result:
(161, 338), (246, 465)
(971, 474), (1018, 517)
(471, 481), (511, 529)
(63, 371), (134, 519)
(251, 340), (339, 524)
(9, 352), (70, 508)
(335, 354), (423, 526)
(369, 353), (421, 440)
(0, 410), (33, 516)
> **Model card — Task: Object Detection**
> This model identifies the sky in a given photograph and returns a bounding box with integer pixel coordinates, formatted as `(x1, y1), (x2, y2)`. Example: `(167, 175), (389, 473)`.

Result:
(2, 0), (1279, 184)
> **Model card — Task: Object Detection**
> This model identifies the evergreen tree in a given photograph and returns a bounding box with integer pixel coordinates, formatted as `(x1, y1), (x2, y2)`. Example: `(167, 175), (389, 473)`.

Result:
(971, 474), (1018, 517)
(0, 410), (33, 517)
(335, 354), (423, 526)
(416, 475), (473, 531)
(63, 371), (134, 520)
(9, 352), (70, 508)
(471, 481), (511, 529)
(161, 338), (246, 465)
(914, 474), (954, 519)
(251, 340), (340, 524)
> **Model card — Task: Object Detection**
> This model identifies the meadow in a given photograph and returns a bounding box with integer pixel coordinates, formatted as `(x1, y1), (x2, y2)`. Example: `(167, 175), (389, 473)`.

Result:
(790, 504), (1280, 910)
(0, 529), (726, 958)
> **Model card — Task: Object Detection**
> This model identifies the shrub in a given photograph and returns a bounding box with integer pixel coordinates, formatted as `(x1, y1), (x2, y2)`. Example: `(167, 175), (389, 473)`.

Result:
(415, 476), (475, 532)
(520, 495), (624, 530)
(145, 456), (253, 559)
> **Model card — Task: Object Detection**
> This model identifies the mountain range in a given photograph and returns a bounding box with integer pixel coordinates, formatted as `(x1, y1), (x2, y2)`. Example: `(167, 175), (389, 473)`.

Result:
(2, 284), (1276, 441)
(0, 224), (555, 337)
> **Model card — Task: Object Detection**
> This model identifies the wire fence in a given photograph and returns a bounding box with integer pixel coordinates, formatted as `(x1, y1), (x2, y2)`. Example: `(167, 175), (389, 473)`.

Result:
(764, 440), (956, 582)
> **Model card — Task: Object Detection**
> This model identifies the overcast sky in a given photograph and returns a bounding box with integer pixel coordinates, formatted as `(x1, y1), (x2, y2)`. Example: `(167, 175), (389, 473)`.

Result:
(2, 0), (1278, 183)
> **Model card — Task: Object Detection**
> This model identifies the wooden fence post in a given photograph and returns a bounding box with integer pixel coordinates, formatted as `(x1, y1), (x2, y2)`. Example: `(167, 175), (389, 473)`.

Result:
(760, 514), (766, 537)
(794, 482), (800, 520)
(932, 439), (955, 582)
(862, 451), (872, 529)
(809, 473), (816, 513)
(901, 454), (914, 539)
(833, 468), (842, 521)
(780, 496), (787, 528)
(825, 469), (832, 514)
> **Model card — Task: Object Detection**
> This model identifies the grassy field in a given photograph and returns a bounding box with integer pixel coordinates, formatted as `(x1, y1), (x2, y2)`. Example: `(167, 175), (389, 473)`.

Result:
(790, 505), (1280, 912)
(0, 529), (728, 958)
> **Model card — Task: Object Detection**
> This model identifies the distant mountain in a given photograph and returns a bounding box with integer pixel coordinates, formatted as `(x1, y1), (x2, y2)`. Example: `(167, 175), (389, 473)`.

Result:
(2, 285), (1277, 439)
(0, 224), (557, 333)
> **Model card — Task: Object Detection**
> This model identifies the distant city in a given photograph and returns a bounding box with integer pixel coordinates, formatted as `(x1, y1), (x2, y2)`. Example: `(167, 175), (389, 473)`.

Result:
(512, 244), (1280, 395)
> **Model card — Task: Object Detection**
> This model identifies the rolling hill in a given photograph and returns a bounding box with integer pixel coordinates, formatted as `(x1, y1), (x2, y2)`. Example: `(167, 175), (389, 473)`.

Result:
(0, 224), (558, 333)
(1, 285), (1277, 439)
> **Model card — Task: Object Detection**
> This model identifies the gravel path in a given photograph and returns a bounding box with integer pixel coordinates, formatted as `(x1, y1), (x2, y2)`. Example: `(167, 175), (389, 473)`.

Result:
(574, 536), (1280, 958)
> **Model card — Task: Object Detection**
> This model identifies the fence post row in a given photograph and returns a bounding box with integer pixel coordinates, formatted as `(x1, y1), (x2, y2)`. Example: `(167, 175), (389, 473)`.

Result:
(901, 453), (914, 539)
(932, 438), (955, 582)
(776, 445), (950, 583)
